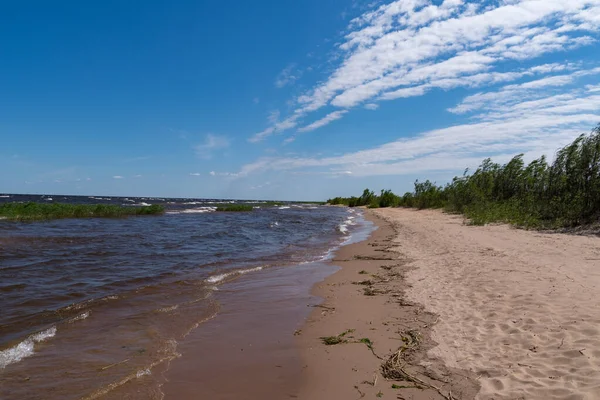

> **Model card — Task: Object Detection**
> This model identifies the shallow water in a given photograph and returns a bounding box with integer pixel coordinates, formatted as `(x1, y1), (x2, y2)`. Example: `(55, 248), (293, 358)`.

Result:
(0, 194), (362, 399)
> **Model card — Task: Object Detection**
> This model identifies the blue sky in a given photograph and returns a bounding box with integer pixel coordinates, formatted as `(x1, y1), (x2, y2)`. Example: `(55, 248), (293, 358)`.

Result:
(2, 0), (600, 200)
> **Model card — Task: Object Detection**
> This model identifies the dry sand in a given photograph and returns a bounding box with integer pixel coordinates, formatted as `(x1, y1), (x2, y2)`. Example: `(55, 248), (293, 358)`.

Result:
(298, 208), (600, 400)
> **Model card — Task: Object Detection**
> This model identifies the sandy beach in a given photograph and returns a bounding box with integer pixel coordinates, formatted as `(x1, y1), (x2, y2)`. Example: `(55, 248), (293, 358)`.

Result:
(297, 208), (600, 400)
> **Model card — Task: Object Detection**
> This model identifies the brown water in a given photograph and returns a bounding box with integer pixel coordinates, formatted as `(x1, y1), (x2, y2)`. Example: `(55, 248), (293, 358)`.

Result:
(0, 195), (366, 399)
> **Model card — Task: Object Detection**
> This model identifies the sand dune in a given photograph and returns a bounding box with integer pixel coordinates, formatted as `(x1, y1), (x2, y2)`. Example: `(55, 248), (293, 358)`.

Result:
(377, 208), (600, 400)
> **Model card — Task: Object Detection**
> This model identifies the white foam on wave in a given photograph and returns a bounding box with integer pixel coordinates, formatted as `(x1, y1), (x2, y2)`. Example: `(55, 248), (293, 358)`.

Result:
(44, 197), (53, 201)
(277, 206), (291, 210)
(68, 311), (90, 323)
(136, 368), (151, 378)
(137, 202), (151, 207)
(338, 210), (358, 234)
(206, 266), (264, 284)
(0, 195), (10, 198)
(157, 305), (178, 313)
(167, 207), (217, 215)
(0, 326), (57, 369)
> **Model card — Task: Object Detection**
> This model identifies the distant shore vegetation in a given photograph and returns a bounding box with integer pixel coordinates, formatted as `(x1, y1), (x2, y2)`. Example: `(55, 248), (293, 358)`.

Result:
(327, 124), (600, 229)
(215, 205), (254, 212)
(0, 202), (165, 221)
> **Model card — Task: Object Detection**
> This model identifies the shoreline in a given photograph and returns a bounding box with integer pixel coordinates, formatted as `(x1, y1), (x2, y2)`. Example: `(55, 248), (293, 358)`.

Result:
(295, 209), (479, 400)
(153, 210), (372, 400)
(297, 207), (600, 400)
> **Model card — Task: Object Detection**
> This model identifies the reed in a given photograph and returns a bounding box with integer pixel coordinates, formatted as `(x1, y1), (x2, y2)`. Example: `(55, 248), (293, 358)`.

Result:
(0, 202), (165, 221)
(327, 124), (600, 229)
(215, 205), (254, 212)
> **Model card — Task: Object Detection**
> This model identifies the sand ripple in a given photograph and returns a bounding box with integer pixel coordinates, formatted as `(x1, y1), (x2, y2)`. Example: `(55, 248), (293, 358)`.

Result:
(377, 208), (600, 400)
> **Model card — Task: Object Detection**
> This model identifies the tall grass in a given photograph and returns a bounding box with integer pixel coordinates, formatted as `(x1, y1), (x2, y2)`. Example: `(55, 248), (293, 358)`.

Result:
(327, 124), (600, 228)
(0, 202), (165, 221)
(215, 205), (254, 212)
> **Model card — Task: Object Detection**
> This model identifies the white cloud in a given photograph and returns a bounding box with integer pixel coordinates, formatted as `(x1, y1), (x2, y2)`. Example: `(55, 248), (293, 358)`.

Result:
(209, 171), (238, 177)
(194, 134), (231, 159)
(113, 176), (124, 179)
(133, 174), (142, 178)
(298, 111), (348, 132)
(364, 103), (379, 110)
(275, 64), (301, 88)
(251, 0), (600, 141)
(237, 72), (600, 178)
(189, 172), (201, 176)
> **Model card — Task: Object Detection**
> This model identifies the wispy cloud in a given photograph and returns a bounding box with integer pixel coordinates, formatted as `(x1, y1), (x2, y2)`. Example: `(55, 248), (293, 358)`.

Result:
(194, 134), (231, 159)
(237, 68), (600, 178)
(275, 64), (301, 88)
(298, 110), (348, 132)
(113, 176), (124, 179)
(251, 0), (600, 142)
(209, 171), (239, 177)
(189, 172), (201, 176)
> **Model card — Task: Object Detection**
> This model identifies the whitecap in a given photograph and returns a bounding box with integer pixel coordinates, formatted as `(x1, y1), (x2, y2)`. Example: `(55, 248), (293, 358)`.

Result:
(68, 311), (90, 323)
(205, 266), (264, 284)
(136, 368), (151, 378)
(0, 326), (57, 369)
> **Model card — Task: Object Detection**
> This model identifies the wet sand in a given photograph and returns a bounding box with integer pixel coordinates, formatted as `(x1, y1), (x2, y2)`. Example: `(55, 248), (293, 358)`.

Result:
(159, 262), (339, 400)
(296, 210), (479, 400)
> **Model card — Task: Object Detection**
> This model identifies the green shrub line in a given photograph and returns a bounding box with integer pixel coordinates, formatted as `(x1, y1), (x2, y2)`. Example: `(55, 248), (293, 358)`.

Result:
(0, 202), (165, 221)
(327, 124), (600, 229)
(215, 205), (254, 212)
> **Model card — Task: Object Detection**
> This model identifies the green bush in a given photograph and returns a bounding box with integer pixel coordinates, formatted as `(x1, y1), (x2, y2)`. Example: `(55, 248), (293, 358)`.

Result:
(326, 124), (600, 229)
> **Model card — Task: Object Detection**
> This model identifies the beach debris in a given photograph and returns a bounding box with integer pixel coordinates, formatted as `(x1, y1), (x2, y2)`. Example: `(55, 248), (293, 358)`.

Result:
(381, 330), (456, 400)
(308, 304), (335, 311)
(320, 329), (355, 345)
(98, 358), (130, 372)
(354, 385), (366, 398)
(362, 373), (378, 386)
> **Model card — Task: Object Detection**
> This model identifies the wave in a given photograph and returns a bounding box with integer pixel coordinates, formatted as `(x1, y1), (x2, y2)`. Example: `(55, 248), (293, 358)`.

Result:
(0, 326), (57, 369)
(338, 211), (359, 234)
(205, 266), (264, 284)
(277, 206), (291, 210)
(166, 207), (216, 214)
(68, 311), (90, 323)
(0, 195), (10, 198)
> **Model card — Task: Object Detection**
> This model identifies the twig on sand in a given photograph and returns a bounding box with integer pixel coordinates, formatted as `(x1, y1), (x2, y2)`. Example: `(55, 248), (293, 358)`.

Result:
(308, 304), (335, 311)
(99, 358), (130, 371)
(354, 385), (366, 398)
(381, 330), (457, 400)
